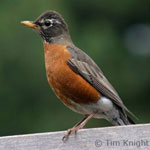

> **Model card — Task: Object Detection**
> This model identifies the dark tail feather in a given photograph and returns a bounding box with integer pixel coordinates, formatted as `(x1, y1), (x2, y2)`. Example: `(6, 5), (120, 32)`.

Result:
(110, 104), (136, 126)
(127, 116), (135, 124)
(110, 111), (135, 126)
(106, 104), (136, 126)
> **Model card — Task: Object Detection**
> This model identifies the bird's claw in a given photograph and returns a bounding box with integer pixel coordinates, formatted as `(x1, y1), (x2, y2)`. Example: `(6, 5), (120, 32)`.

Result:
(62, 126), (80, 142)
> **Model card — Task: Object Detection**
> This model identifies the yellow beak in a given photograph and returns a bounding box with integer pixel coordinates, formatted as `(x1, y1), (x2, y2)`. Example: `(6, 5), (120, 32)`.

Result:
(21, 21), (40, 29)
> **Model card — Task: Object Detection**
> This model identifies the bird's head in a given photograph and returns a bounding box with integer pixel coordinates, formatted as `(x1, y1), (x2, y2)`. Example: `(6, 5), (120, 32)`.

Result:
(21, 11), (70, 43)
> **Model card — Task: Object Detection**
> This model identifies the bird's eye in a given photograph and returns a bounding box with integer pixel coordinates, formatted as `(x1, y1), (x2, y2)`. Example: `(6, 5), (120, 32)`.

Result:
(44, 20), (52, 27)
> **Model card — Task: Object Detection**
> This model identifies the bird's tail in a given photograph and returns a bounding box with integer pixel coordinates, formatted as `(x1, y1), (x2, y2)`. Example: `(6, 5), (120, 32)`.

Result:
(110, 111), (135, 126)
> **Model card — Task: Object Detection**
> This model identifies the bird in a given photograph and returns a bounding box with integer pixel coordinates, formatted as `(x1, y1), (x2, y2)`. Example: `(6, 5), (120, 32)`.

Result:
(21, 10), (136, 141)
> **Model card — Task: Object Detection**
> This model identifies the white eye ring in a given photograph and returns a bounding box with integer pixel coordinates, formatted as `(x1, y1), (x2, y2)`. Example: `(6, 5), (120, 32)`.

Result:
(44, 18), (61, 27)
(44, 19), (53, 27)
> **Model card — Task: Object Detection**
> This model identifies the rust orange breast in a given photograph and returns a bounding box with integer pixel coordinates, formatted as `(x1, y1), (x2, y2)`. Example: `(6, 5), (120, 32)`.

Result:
(44, 43), (100, 106)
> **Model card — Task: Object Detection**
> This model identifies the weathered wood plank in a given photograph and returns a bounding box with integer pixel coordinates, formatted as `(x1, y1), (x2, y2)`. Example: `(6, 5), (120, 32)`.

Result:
(0, 124), (150, 150)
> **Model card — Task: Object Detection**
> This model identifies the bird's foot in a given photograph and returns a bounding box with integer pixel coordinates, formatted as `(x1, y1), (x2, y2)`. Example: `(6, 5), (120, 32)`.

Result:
(62, 113), (95, 142)
(62, 125), (81, 142)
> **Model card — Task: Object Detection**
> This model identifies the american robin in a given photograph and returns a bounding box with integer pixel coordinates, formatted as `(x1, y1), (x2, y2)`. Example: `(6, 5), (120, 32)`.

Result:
(21, 11), (136, 141)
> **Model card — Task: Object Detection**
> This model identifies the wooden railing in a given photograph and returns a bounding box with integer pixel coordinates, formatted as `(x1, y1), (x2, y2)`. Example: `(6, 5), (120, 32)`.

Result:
(0, 124), (150, 150)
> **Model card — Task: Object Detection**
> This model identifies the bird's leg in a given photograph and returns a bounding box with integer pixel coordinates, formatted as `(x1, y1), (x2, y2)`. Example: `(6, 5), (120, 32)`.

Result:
(62, 113), (95, 141)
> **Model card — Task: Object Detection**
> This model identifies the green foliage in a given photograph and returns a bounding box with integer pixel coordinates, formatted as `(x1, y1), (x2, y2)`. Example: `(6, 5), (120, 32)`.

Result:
(0, 0), (149, 136)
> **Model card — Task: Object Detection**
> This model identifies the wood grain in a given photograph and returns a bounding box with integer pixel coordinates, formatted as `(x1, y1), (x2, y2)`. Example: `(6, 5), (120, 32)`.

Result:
(0, 124), (150, 150)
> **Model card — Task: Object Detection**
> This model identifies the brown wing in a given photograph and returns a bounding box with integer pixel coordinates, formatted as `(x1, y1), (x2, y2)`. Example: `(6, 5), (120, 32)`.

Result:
(67, 46), (136, 118)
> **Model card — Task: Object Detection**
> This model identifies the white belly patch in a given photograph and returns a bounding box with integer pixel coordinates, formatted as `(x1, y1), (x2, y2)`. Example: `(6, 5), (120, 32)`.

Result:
(67, 96), (114, 119)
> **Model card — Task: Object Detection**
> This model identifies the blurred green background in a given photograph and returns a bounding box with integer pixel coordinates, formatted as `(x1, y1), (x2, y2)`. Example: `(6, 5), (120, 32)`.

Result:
(0, 0), (149, 136)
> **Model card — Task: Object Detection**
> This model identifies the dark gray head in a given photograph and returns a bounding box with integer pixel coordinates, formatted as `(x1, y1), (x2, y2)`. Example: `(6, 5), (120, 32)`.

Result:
(21, 11), (70, 43)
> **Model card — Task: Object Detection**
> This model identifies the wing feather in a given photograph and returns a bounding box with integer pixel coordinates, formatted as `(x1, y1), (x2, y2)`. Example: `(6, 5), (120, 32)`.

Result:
(67, 46), (136, 119)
